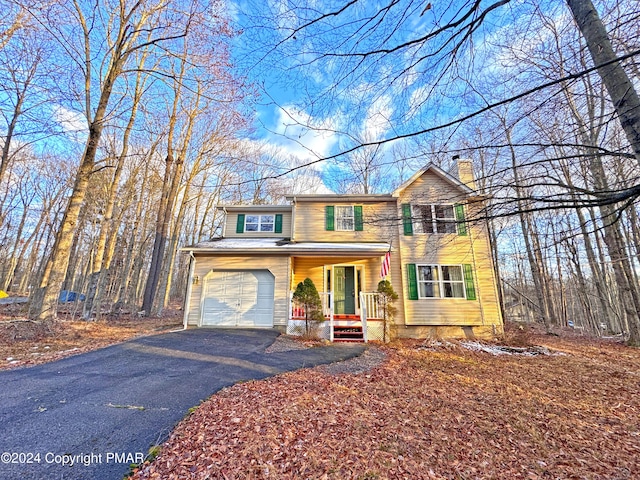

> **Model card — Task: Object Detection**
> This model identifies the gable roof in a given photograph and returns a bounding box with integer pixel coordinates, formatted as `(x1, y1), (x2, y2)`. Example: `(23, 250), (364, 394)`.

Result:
(392, 162), (475, 197)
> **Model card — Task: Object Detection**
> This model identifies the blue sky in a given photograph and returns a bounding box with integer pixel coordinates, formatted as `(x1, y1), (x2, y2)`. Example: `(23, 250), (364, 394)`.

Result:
(227, 0), (539, 191)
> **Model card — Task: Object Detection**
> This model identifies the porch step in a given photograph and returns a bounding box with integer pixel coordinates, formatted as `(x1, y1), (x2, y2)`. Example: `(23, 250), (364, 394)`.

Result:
(333, 325), (364, 342)
(333, 314), (361, 320)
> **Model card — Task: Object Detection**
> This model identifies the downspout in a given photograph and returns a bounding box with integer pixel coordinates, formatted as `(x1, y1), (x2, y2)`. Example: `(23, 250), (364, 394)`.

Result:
(290, 197), (297, 242)
(468, 221), (485, 327)
(221, 207), (228, 238)
(183, 251), (196, 330)
(288, 198), (297, 333)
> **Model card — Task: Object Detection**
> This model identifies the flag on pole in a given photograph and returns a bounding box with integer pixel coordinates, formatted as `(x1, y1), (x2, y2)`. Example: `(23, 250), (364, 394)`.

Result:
(380, 250), (391, 279)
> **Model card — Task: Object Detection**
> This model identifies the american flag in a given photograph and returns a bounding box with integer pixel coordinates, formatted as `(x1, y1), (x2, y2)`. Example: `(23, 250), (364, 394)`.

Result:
(380, 250), (391, 278)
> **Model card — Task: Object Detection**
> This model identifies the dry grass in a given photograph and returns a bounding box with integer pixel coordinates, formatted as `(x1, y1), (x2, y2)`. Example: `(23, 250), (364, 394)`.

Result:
(0, 307), (183, 370)
(132, 333), (640, 480)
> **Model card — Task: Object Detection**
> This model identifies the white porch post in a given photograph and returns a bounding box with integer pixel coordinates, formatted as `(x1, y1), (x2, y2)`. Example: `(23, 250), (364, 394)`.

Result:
(359, 291), (368, 343)
(329, 291), (334, 342)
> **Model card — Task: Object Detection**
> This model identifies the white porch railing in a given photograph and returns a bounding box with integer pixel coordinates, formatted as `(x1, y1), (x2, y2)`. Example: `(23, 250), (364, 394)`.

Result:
(360, 292), (381, 320)
(288, 291), (383, 343)
(289, 291), (332, 318)
(289, 291), (334, 340)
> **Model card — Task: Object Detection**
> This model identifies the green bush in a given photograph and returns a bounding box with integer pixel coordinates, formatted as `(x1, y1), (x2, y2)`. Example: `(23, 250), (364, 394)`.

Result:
(377, 280), (398, 343)
(292, 278), (324, 335)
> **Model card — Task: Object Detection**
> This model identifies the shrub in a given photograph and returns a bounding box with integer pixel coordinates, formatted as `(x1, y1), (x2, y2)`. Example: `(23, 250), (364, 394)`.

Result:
(377, 280), (398, 343)
(292, 278), (324, 336)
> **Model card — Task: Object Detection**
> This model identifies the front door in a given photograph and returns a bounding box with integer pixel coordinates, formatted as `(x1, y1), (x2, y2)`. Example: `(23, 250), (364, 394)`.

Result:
(334, 266), (355, 315)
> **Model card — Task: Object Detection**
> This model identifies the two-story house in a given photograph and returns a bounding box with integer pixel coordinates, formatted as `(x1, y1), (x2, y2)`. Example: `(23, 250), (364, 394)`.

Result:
(181, 160), (503, 341)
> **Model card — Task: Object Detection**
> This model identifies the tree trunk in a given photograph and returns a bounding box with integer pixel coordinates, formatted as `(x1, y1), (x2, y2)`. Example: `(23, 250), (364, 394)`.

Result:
(567, 0), (640, 162)
(34, 57), (121, 321)
(83, 66), (145, 319)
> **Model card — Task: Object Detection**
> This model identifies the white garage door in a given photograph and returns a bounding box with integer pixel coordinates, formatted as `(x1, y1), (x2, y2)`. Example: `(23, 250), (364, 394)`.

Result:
(201, 270), (275, 327)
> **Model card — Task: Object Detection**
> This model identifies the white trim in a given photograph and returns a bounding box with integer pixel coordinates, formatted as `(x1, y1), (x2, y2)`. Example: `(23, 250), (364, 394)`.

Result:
(335, 205), (355, 231)
(392, 162), (474, 197)
(416, 264), (466, 299)
(181, 239), (390, 256)
(183, 251), (195, 329)
(291, 197), (297, 241)
(327, 263), (364, 315)
(412, 203), (457, 234)
(244, 214), (275, 233)
(222, 208), (228, 238)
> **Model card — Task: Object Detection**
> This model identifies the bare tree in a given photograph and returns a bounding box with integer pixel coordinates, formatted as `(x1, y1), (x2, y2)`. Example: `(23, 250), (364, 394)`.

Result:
(27, 0), (194, 321)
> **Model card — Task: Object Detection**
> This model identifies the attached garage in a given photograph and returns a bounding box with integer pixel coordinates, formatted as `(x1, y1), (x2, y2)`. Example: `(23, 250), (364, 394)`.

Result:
(200, 270), (275, 328)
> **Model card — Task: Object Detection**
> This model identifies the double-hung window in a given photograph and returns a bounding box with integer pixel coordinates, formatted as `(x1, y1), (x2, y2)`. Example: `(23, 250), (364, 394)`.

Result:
(326, 205), (364, 231)
(245, 214), (275, 232)
(413, 204), (457, 234)
(336, 206), (354, 231)
(417, 265), (465, 298)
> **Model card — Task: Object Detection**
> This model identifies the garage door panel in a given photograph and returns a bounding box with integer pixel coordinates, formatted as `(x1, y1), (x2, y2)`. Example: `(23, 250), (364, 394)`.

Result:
(200, 270), (274, 327)
(202, 298), (237, 326)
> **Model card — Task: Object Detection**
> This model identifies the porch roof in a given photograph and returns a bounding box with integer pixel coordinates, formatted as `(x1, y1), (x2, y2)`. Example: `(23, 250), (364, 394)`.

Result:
(182, 238), (390, 257)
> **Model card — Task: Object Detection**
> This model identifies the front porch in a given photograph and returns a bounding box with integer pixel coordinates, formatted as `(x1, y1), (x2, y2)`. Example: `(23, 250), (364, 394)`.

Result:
(288, 291), (389, 342)
(287, 252), (393, 342)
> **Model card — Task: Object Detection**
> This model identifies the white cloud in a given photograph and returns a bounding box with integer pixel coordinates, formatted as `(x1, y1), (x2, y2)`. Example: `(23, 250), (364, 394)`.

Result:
(261, 104), (341, 167)
(53, 106), (88, 142)
(362, 94), (393, 141)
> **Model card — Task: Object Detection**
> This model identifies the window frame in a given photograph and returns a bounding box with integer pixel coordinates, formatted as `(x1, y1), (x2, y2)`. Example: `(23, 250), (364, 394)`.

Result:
(412, 204), (457, 234)
(335, 205), (355, 231)
(244, 214), (275, 233)
(416, 264), (466, 299)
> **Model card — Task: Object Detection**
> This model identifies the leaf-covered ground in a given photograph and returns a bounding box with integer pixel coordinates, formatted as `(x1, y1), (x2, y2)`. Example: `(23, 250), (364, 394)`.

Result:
(132, 335), (640, 480)
(0, 308), (182, 370)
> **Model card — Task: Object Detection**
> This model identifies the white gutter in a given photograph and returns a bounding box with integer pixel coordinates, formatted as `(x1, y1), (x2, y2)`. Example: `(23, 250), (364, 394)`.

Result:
(183, 251), (196, 330)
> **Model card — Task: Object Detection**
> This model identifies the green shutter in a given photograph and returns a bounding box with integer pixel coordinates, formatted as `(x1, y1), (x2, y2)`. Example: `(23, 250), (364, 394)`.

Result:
(275, 214), (283, 233)
(402, 204), (413, 236)
(236, 214), (245, 234)
(407, 264), (418, 300)
(463, 264), (476, 300)
(455, 204), (467, 236)
(354, 205), (363, 231)
(325, 205), (335, 231)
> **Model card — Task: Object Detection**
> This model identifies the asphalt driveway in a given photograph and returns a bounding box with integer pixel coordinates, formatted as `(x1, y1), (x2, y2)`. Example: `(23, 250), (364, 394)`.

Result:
(0, 329), (366, 480)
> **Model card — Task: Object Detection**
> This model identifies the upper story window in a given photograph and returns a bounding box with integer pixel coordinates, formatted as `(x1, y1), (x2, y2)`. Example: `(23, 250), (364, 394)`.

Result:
(325, 205), (364, 231)
(336, 206), (354, 231)
(413, 204), (456, 234)
(245, 214), (275, 232)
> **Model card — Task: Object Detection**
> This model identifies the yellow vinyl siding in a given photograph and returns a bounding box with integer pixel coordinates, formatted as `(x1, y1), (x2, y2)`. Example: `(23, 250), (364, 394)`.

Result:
(293, 202), (397, 243)
(225, 211), (292, 238)
(400, 170), (468, 206)
(397, 171), (502, 329)
(291, 254), (405, 325)
(187, 255), (290, 326)
(186, 166), (502, 337)
(292, 257), (378, 291)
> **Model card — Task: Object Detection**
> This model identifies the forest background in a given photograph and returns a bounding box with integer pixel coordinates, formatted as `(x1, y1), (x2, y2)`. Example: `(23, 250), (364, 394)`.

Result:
(0, 0), (638, 342)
